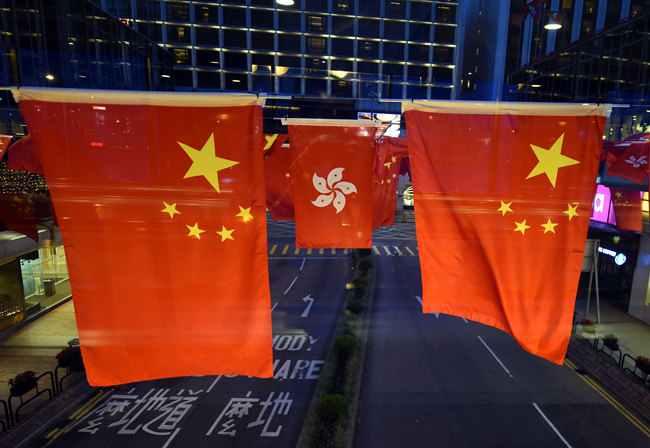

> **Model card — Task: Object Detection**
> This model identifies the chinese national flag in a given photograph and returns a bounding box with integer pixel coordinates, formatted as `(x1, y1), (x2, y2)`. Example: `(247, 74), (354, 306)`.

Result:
(16, 88), (273, 385)
(404, 102), (609, 364)
(288, 122), (375, 248)
(0, 192), (39, 242)
(263, 134), (295, 220)
(0, 135), (11, 159)
(6, 135), (44, 175)
(606, 141), (649, 184)
(372, 137), (408, 228)
(611, 188), (643, 232)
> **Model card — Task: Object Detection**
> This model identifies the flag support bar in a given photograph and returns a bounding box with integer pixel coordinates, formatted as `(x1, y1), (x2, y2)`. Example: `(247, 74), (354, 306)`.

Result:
(280, 118), (382, 126)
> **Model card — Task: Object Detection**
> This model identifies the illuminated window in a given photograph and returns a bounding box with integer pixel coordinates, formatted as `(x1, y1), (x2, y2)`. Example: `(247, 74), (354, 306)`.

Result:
(308, 15), (326, 32)
(167, 3), (189, 21)
(173, 48), (190, 65)
(435, 4), (456, 23)
(307, 37), (326, 53)
(196, 6), (218, 23)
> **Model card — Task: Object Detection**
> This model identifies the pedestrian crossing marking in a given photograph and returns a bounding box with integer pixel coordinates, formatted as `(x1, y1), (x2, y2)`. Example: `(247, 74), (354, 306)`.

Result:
(269, 244), (278, 255)
(282, 244), (289, 255)
(405, 246), (415, 256)
(373, 246), (380, 255)
(307, 248), (312, 254)
(331, 248), (336, 254)
(319, 248), (324, 254)
(383, 246), (392, 256)
(294, 247), (300, 255)
(394, 246), (404, 256)
(268, 244), (418, 256)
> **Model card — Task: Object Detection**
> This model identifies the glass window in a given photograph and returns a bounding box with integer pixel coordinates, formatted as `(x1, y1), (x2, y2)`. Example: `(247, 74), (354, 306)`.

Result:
(332, 80), (352, 97)
(305, 78), (327, 94)
(359, 19), (380, 38)
(251, 9), (274, 29)
(407, 83), (428, 98)
(305, 0), (327, 12)
(251, 0), (273, 6)
(307, 37), (327, 54)
(331, 58), (353, 71)
(224, 51), (248, 70)
(333, 0), (352, 13)
(332, 16), (354, 35)
(435, 4), (456, 23)
(278, 12), (301, 31)
(195, 5), (218, 23)
(173, 48), (191, 65)
(358, 61), (378, 74)
(410, 1), (432, 21)
(306, 58), (328, 69)
(225, 73), (246, 89)
(252, 53), (274, 66)
(385, 0), (406, 19)
(195, 27), (219, 46)
(173, 68), (193, 86)
(279, 76), (301, 94)
(253, 73), (273, 92)
(223, 6), (246, 26)
(166, 2), (189, 21)
(384, 42), (405, 60)
(252, 32), (274, 50)
(358, 40), (379, 58)
(197, 71), (220, 89)
(581, 0), (598, 38)
(196, 50), (221, 67)
(384, 20), (405, 40)
(223, 30), (247, 48)
(279, 34), (301, 52)
(136, 1), (161, 19)
(434, 25), (455, 43)
(383, 62), (404, 77)
(332, 38), (353, 56)
(433, 46), (453, 63)
(410, 44), (430, 62)
(307, 15), (327, 32)
(407, 64), (428, 81)
(605, 0), (623, 28)
(167, 26), (190, 43)
(278, 56), (300, 67)
(432, 66), (453, 83)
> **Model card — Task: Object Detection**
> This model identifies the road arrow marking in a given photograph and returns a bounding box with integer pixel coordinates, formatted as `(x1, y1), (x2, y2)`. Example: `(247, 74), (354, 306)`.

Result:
(301, 294), (314, 317)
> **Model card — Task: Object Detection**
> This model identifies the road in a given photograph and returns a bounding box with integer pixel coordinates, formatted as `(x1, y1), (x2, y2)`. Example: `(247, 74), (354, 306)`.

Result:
(355, 226), (650, 448)
(29, 232), (353, 447)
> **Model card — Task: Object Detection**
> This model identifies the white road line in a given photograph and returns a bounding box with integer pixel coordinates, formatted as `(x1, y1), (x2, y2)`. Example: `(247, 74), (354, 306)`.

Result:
(162, 428), (181, 448)
(462, 318), (469, 323)
(393, 246), (404, 256)
(271, 302), (278, 312)
(383, 246), (392, 256)
(300, 258), (306, 271)
(206, 376), (221, 393)
(532, 403), (573, 448)
(283, 276), (299, 295)
(405, 247), (416, 256)
(477, 336), (513, 377)
(373, 246), (381, 255)
(414, 296), (439, 318)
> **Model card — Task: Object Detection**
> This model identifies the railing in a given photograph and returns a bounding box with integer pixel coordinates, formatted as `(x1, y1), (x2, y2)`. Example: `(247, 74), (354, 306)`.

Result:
(7, 371), (54, 424)
(0, 399), (9, 432)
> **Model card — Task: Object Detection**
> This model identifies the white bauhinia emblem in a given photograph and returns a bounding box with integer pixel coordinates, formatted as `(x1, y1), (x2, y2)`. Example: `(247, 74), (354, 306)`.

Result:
(311, 167), (357, 214)
(625, 155), (647, 168)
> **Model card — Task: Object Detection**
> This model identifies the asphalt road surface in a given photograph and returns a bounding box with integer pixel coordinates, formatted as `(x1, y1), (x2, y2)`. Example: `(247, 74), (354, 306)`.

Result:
(29, 249), (353, 448)
(354, 237), (650, 448)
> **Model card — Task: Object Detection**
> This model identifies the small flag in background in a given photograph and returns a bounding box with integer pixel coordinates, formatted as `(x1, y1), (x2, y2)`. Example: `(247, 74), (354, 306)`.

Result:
(372, 136), (408, 228)
(6, 135), (44, 175)
(16, 88), (273, 385)
(0, 135), (12, 159)
(611, 188), (643, 232)
(606, 140), (649, 184)
(0, 192), (38, 242)
(263, 134), (294, 220)
(288, 120), (376, 249)
(404, 101), (610, 364)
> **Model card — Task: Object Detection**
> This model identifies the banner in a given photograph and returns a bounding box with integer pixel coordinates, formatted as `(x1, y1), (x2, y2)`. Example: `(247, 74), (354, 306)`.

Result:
(404, 101), (610, 364)
(15, 88), (273, 385)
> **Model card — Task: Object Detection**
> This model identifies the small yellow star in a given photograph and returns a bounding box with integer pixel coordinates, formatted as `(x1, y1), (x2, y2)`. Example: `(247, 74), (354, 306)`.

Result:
(216, 226), (234, 242)
(161, 201), (181, 219)
(514, 219), (530, 235)
(12, 196), (23, 203)
(497, 201), (513, 216)
(178, 134), (239, 193)
(387, 179), (391, 183)
(614, 191), (623, 199)
(541, 218), (558, 234)
(186, 223), (205, 239)
(392, 173), (397, 178)
(391, 156), (397, 163)
(285, 172), (291, 178)
(236, 206), (253, 223)
(384, 162), (392, 169)
(526, 134), (579, 188)
(563, 204), (579, 221)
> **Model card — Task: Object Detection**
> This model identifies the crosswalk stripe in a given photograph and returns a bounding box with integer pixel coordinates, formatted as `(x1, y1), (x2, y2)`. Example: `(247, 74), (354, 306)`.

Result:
(394, 246), (404, 256)
(294, 247), (300, 255)
(269, 244), (278, 255)
(319, 248), (324, 254)
(405, 246), (415, 256)
(282, 244), (289, 255)
(343, 249), (349, 254)
(331, 248), (336, 254)
(383, 246), (392, 256)
(307, 248), (312, 255)
(373, 246), (380, 255)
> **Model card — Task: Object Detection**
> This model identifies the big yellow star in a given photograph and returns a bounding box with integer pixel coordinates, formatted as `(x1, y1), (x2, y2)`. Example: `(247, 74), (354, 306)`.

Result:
(186, 223), (205, 239)
(497, 201), (513, 216)
(541, 218), (558, 234)
(384, 161), (392, 169)
(236, 205), (253, 223)
(178, 134), (239, 193)
(263, 134), (278, 151)
(391, 156), (397, 163)
(563, 204), (579, 221)
(614, 191), (623, 199)
(526, 134), (579, 188)
(217, 226), (235, 242)
(161, 201), (181, 219)
(514, 219), (530, 235)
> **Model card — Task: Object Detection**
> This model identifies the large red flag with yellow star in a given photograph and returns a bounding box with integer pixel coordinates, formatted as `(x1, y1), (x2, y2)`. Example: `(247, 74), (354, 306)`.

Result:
(15, 88), (273, 385)
(404, 101), (610, 364)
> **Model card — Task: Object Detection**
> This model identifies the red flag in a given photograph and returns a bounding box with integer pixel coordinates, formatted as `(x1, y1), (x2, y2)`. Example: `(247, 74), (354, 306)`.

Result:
(6, 135), (44, 175)
(0, 192), (39, 242)
(263, 134), (294, 220)
(611, 188), (643, 232)
(606, 141), (649, 184)
(372, 137), (408, 228)
(0, 135), (11, 159)
(404, 101), (609, 364)
(16, 88), (273, 385)
(263, 133), (288, 154)
(288, 120), (375, 248)
(546, 11), (565, 23)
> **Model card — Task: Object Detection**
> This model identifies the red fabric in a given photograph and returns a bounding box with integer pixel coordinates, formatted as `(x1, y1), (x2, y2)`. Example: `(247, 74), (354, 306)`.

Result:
(19, 93), (273, 385)
(6, 135), (44, 175)
(607, 141), (649, 184)
(289, 125), (374, 248)
(0, 135), (11, 159)
(406, 109), (606, 364)
(263, 135), (294, 220)
(611, 189), (643, 232)
(372, 137), (408, 228)
(0, 192), (38, 241)
(263, 133), (288, 153)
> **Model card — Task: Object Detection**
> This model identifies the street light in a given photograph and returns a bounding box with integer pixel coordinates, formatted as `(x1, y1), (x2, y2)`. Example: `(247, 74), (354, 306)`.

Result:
(276, 0), (295, 5)
(544, 19), (562, 30)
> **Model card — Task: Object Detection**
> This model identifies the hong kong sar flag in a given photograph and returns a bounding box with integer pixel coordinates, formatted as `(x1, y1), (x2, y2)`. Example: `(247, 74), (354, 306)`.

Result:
(287, 120), (376, 248)
(15, 88), (273, 385)
(404, 101), (610, 364)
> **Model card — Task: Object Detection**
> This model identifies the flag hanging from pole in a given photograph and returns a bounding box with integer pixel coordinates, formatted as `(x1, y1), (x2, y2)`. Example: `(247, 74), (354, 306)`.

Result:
(404, 101), (610, 364)
(372, 136), (408, 228)
(263, 134), (294, 220)
(288, 120), (376, 248)
(15, 87), (273, 385)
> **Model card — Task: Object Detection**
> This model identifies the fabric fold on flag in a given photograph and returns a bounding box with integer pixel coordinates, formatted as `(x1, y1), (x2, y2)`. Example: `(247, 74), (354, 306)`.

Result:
(6, 135), (44, 175)
(287, 119), (376, 248)
(0, 134), (12, 159)
(15, 87), (273, 385)
(404, 100), (610, 364)
(0, 192), (39, 242)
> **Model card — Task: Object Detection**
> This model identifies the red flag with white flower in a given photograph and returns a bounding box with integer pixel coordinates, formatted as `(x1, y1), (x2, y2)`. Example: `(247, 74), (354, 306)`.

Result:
(404, 101), (609, 364)
(15, 87), (273, 385)
(287, 120), (376, 248)
(606, 141), (649, 184)
(611, 188), (643, 232)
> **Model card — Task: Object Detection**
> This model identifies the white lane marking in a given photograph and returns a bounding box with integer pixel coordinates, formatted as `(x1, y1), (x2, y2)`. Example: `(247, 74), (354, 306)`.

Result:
(300, 258), (306, 271)
(462, 318), (469, 323)
(383, 246), (392, 256)
(206, 376), (222, 393)
(477, 336), (513, 377)
(414, 296), (439, 318)
(532, 403), (573, 448)
(394, 246), (404, 256)
(301, 294), (314, 317)
(373, 246), (381, 255)
(162, 428), (181, 448)
(405, 246), (416, 256)
(284, 275), (299, 295)
(271, 302), (278, 312)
